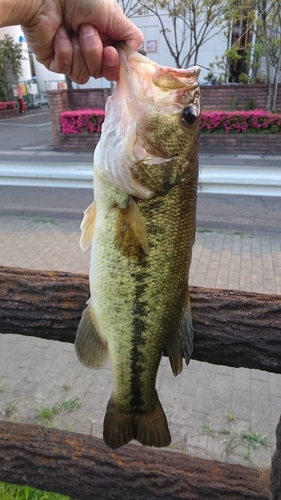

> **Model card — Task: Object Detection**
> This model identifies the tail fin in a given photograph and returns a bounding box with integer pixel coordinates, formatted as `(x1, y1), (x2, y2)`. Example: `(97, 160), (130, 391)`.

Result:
(103, 393), (171, 450)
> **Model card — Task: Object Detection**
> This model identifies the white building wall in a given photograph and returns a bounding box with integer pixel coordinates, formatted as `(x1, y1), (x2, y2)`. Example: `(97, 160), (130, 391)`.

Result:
(130, 13), (228, 84)
(33, 57), (65, 93)
(1, 12), (230, 90)
(83, 12), (228, 89)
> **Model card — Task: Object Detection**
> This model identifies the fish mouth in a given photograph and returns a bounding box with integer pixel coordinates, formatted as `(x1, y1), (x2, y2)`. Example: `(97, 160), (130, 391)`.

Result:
(96, 43), (200, 200)
(116, 42), (200, 97)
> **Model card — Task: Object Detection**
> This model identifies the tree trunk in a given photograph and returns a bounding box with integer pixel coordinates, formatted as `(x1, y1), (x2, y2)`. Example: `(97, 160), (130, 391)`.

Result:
(1, 266), (281, 373)
(272, 47), (281, 111)
(261, 5), (272, 111)
(0, 421), (271, 500)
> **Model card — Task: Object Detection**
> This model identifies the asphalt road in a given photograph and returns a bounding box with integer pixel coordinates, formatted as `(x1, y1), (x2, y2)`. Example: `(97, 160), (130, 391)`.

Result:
(0, 184), (280, 234)
(0, 108), (280, 233)
(0, 109), (53, 151)
(1, 109), (281, 167)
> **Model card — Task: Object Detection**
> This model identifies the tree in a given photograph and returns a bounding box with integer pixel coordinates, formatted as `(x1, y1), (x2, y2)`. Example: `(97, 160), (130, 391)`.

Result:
(0, 34), (22, 101)
(254, 0), (281, 110)
(137, 0), (231, 68)
(234, 0), (281, 110)
(204, 46), (243, 85)
(117, 0), (140, 17)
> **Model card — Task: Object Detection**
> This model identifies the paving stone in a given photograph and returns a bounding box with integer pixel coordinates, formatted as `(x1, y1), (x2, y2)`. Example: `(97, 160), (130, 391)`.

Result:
(231, 389), (251, 421)
(233, 367), (251, 392)
(0, 216), (281, 467)
(193, 383), (215, 413)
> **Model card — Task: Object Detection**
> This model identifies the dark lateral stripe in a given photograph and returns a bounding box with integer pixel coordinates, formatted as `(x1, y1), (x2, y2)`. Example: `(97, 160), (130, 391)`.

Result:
(130, 268), (147, 411)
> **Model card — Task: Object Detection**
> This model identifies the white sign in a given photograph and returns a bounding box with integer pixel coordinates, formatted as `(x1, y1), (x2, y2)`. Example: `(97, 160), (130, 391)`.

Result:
(26, 82), (38, 95)
(147, 40), (157, 53)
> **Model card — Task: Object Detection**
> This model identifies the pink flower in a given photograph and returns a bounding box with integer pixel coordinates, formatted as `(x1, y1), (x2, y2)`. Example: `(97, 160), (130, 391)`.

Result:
(0, 101), (16, 111)
(200, 110), (281, 134)
(60, 108), (105, 134)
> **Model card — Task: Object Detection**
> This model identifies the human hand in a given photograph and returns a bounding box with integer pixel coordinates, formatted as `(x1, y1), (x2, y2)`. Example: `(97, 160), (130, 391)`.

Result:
(20, 0), (143, 83)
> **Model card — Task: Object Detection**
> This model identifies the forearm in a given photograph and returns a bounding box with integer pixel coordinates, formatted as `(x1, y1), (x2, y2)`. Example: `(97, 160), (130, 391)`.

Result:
(0, 0), (39, 27)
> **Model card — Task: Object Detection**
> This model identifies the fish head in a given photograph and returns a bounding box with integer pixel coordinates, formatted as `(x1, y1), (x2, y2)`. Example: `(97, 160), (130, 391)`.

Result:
(95, 44), (201, 199)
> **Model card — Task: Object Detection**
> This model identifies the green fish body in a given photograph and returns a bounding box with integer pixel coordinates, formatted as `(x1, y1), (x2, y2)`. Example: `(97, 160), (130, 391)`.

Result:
(76, 45), (201, 449)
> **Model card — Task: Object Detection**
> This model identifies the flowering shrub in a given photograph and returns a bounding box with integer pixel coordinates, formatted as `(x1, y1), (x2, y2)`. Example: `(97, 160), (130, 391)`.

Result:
(60, 108), (281, 135)
(0, 101), (16, 111)
(200, 110), (281, 134)
(60, 109), (105, 134)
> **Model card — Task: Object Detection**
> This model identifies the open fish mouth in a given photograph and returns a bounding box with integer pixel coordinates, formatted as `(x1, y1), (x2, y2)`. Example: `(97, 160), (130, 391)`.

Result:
(116, 42), (200, 107)
(95, 44), (201, 200)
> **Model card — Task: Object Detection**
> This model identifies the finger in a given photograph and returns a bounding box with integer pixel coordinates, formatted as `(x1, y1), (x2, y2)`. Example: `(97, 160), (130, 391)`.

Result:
(69, 0), (143, 53)
(79, 24), (104, 79)
(98, 2), (143, 51)
(68, 35), (91, 85)
(102, 46), (119, 81)
(49, 26), (73, 75)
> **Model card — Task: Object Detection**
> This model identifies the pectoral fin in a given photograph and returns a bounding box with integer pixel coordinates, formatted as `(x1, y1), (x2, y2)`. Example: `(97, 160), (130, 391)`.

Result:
(75, 304), (108, 368)
(114, 198), (149, 259)
(79, 201), (96, 251)
(166, 293), (194, 376)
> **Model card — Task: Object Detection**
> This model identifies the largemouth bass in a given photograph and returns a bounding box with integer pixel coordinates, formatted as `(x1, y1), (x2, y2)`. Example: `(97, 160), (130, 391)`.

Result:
(76, 44), (201, 450)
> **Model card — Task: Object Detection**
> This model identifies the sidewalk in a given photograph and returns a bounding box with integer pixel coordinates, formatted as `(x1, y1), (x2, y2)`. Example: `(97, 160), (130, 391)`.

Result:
(0, 215), (280, 468)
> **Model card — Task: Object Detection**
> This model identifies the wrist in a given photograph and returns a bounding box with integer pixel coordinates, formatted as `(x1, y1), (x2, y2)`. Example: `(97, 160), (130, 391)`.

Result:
(0, 0), (40, 27)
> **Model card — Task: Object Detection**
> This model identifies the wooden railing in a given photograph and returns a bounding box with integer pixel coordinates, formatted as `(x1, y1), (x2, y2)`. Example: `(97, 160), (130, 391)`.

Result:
(0, 266), (281, 499)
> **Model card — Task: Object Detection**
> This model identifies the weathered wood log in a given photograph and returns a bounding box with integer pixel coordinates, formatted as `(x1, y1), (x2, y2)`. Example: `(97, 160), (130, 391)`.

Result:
(1, 266), (281, 373)
(0, 421), (271, 500)
(271, 415), (281, 500)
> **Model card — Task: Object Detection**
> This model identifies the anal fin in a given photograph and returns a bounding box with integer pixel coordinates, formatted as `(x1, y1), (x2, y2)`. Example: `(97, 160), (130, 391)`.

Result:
(114, 198), (149, 259)
(166, 293), (194, 376)
(79, 200), (96, 251)
(75, 304), (108, 368)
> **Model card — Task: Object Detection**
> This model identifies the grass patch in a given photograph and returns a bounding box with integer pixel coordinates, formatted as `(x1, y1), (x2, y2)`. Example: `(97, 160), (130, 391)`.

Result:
(58, 397), (81, 412)
(202, 412), (269, 466)
(4, 403), (17, 419)
(38, 405), (59, 423)
(38, 397), (81, 425)
(0, 482), (71, 499)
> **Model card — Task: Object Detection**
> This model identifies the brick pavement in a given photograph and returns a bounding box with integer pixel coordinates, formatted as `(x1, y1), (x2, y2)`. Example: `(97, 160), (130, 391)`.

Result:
(0, 215), (281, 468)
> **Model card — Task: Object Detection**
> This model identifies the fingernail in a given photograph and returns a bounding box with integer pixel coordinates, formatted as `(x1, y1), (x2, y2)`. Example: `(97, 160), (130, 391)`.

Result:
(56, 26), (68, 38)
(80, 24), (96, 38)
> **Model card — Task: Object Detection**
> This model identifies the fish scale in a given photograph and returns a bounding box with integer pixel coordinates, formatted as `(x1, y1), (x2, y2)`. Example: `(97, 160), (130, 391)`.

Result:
(75, 44), (200, 449)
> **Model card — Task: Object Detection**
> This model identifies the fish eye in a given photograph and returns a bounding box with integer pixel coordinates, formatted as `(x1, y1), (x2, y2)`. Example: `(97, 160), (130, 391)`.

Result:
(182, 107), (197, 125)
